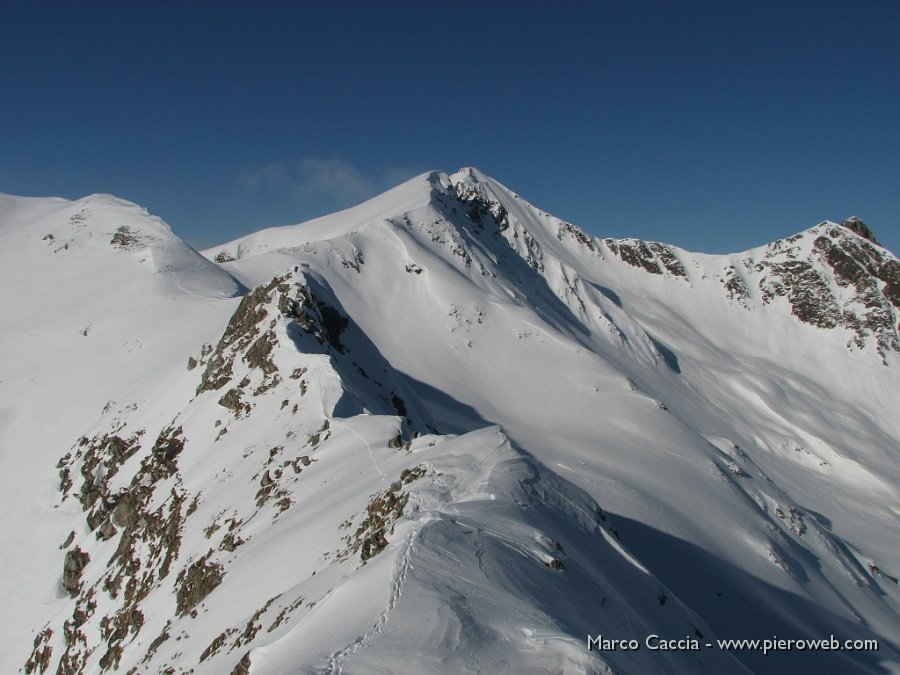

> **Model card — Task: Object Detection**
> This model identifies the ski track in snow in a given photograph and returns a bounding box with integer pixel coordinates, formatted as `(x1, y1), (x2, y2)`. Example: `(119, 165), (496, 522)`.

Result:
(168, 267), (222, 300)
(324, 533), (416, 673)
(337, 419), (388, 483)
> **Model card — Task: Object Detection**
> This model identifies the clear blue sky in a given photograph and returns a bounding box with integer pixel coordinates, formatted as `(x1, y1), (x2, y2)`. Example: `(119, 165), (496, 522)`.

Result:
(2, 0), (898, 254)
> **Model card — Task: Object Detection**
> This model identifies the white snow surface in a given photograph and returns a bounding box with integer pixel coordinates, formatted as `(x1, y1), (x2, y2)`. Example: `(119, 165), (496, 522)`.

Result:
(1, 171), (898, 674)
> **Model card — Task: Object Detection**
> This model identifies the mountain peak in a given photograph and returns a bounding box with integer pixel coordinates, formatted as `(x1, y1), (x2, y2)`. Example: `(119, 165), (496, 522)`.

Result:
(840, 215), (880, 245)
(449, 166), (491, 185)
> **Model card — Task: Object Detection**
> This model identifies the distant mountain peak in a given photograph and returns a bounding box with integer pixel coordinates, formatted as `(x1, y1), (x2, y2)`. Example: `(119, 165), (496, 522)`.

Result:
(449, 165), (489, 184)
(841, 215), (880, 245)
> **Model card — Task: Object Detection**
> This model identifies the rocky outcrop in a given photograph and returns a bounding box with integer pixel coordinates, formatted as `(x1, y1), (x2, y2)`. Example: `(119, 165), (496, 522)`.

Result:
(176, 553), (225, 616)
(343, 465), (427, 562)
(605, 239), (688, 278)
(840, 216), (880, 245)
(751, 222), (899, 359)
(62, 548), (90, 597)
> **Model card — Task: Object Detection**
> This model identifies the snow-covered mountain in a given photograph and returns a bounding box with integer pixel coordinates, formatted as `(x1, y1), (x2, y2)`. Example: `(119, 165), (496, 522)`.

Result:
(1, 170), (898, 674)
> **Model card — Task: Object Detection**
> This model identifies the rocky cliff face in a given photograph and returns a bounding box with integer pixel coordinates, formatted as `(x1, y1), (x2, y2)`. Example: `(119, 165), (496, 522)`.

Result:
(736, 220), (898, 359)
(33, 269), (435, 673)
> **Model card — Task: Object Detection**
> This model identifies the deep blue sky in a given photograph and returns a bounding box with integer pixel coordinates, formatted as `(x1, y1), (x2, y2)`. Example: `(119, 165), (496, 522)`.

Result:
(2, 1), (898, 254)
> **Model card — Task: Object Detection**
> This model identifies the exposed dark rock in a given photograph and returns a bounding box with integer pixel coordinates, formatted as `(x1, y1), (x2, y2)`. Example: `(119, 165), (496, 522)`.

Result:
(86, 505), (107, 532)
(840, 216), (880, 245)
(23, 627), (53, 674)
(55, 581), (96, 672)
(198, 273), (362, 413)
(231, 651), (252, 675)
(759, 259), (841, 328)
(63, 432), (142, 507)
(774, 505), (807, 537)
(648, 242), (687, 277)
(149, 426), (185, 479)
(747, 227), (900, 359)
(197, 279), (279, 395)
(245, 331), (278, 374)
(113, 494), (139, 528)
(220, 531), (245, 553)
(141, 621), (171, 664)
(723, 266), (751, 303)
(606, 238), (688, 279)
(557, 222), (596, 251)
(176, 553), (224, 616)
(224, 288), (270, 345)
(521, 230), (544, 271)
(339, 248), (365, 272)
(267, 596), (305, 634)
(197, 353), (234, 394)
(878, 259), (900, 309)
(398, 465), (427, 486)
(98, 606), (144, 670)
(104, 486), (187, 605)
(279, 283), (317, 331)
(454, 181), (511, 233)
(200, 627), (238, 662)
(345, 465), (427, 562)
(62, 547), (90, 597)
(232, 596), (279, 651)
(290, 455), (313, 474)
(617, 241), (662, 275)
(97, 517), (118, 541)
(218, 388), (247, 414)
(110, 226), (141, 249)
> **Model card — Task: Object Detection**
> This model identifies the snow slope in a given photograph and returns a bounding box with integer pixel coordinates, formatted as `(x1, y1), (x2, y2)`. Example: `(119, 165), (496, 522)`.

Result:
(0, 193), (242, 671)
(2, 171), (898, 674)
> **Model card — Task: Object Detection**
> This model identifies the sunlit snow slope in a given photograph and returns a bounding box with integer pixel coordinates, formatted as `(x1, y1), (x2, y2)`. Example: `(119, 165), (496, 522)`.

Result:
(2, 170), (898, 674)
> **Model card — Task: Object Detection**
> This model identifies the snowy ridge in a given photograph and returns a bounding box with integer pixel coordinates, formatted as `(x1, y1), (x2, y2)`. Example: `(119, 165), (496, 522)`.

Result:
(0, 191), (243, 298)
(19, 263), (743, 674)
(2, 172), (899, 674)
